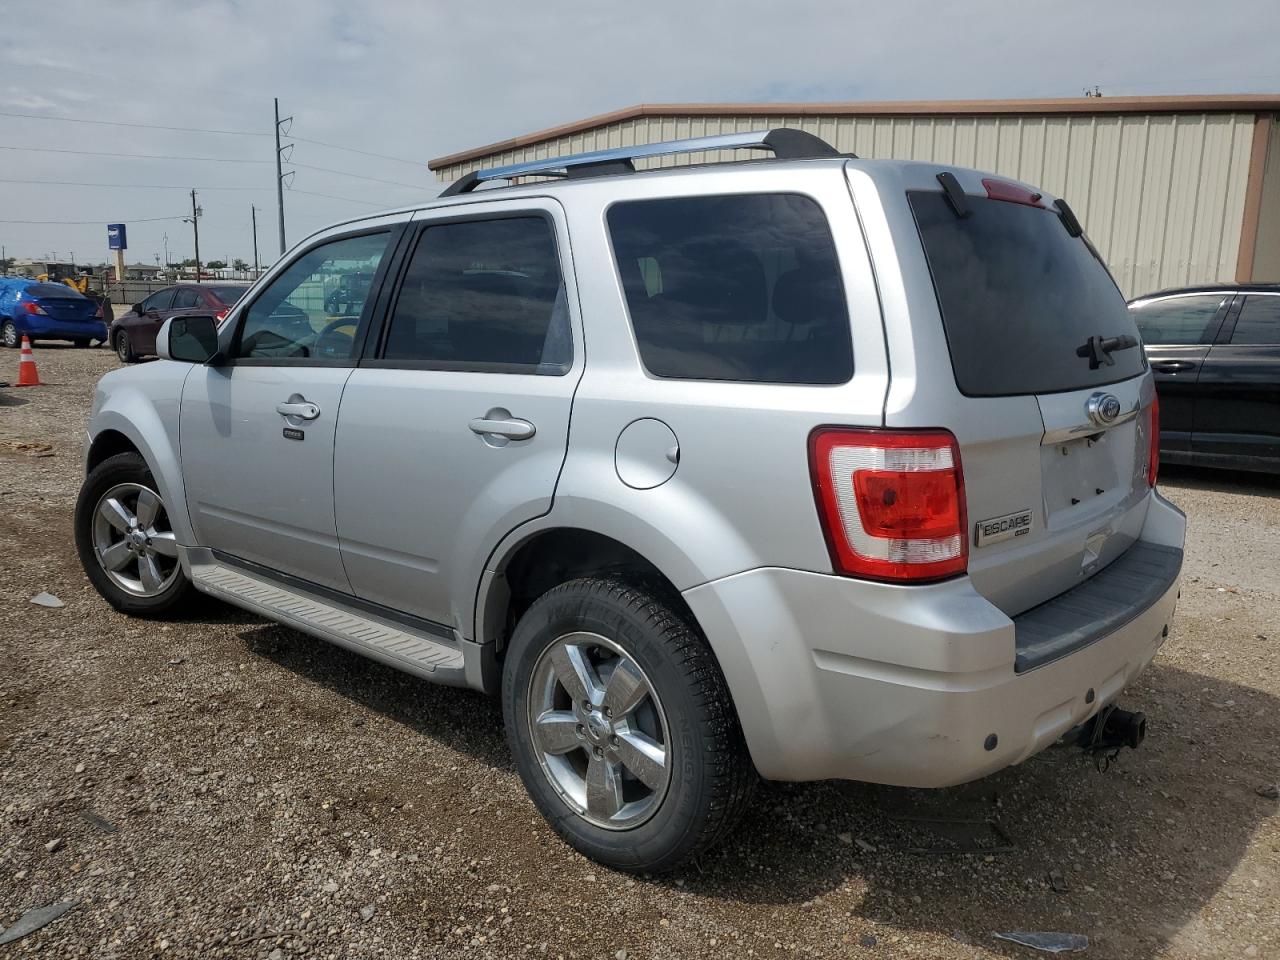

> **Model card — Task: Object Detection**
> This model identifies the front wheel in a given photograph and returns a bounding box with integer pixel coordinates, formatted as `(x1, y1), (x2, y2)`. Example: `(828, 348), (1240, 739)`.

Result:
(1, 320), (18, 349)
(502, 577), (755, 872)
(74, 451), (193, 616)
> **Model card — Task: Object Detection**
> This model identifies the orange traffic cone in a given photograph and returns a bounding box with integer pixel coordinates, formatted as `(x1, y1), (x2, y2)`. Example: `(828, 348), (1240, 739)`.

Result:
(15, 336), (41, 387)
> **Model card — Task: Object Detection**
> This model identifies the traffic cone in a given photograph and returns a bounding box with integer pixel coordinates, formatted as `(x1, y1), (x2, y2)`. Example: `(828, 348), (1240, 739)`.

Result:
(15, 336), (41, 387)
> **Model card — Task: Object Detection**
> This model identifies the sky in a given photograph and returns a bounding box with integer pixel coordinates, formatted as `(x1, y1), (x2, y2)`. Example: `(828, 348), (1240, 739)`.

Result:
(1, 0), (1278, 269)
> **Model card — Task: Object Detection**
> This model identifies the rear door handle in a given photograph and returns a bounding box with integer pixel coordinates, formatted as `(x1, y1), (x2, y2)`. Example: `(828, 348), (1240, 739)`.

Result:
(276, 396), (320, 420)
(469, 416), (535, 440)
(1150, 360), (1196, 373)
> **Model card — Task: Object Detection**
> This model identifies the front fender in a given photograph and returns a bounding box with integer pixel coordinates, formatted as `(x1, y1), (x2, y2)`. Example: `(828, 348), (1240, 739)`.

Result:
(87, 365), (195, 545)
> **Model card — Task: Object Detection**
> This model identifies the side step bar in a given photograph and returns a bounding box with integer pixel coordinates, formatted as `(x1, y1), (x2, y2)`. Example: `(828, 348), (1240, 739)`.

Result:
(189, 560), (468, 686)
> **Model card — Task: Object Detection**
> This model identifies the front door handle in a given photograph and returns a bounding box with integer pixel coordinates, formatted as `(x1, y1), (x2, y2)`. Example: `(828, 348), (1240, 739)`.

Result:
(1150, 360), (1196, 373)
(276, 395), (321, 420)
(469, 415), (535, 441)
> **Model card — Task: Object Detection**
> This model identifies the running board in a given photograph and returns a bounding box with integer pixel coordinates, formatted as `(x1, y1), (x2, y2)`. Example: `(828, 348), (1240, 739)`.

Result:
(189, 560), (467, 684)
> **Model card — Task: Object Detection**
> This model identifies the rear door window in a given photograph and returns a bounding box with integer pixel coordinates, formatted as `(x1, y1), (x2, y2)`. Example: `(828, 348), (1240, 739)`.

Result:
(1129, 294), (1227, 345)
(909, 190), (1145, 396)
(1231, 295), (1280, 344)
(606, 193), (853, 384)
(171, 288), (201, 309)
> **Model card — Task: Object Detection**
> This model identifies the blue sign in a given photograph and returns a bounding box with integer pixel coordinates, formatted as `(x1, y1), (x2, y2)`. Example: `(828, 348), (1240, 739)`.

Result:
(107, 223), (127, 251)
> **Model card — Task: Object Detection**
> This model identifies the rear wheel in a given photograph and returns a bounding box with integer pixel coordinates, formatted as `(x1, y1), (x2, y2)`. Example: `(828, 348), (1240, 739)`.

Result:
(503, 577), (754, 872)
(1, 320), (18, 349)
(74, 451), (193, 616)
(114, 329), (136, 363)
(73, 338), (91, 348)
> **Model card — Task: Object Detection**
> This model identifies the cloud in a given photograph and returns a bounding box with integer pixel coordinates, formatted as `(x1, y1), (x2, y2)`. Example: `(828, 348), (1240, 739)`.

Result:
(0, 0), (1276, 264)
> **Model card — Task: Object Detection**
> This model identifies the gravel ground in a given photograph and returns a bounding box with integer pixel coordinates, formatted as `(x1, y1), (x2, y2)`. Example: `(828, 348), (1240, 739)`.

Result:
(1, 346), (1277, 959)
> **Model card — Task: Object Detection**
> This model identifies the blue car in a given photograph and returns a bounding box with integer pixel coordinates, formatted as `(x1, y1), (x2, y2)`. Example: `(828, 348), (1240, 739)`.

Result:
(0, 278), (108, 348)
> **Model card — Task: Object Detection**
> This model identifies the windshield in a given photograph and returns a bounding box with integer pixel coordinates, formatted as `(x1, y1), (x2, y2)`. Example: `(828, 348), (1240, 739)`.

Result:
(909, 190), (1145, 397)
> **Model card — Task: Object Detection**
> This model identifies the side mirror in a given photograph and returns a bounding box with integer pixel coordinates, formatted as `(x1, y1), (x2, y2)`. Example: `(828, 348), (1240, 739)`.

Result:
(158, 315), (220, 364)
(131, 302), (144, 315)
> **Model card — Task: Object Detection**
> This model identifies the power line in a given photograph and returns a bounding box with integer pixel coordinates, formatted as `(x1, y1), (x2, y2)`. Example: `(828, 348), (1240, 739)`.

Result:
(0, 177), (271, 191)
(0, 214), (188, 225)
(287, 188), (389, 207)
(0, 144), (270, 164)
(290, 135), (424, 168)
(0, 108), (266, 137)
(291, 161), (425, 190)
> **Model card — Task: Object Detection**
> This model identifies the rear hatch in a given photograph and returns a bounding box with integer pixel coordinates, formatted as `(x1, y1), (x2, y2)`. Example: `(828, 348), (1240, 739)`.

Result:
(904, 178), (1154, 617)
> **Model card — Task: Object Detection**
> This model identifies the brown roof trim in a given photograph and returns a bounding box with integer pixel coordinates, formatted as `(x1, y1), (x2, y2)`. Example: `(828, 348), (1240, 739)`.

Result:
(428, 94), (1280, 170)
(1237, 114), (1274, 282)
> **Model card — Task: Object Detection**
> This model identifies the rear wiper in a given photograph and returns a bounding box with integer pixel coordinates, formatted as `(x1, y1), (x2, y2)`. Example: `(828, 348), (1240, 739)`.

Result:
(1076, 334), (1138, 369)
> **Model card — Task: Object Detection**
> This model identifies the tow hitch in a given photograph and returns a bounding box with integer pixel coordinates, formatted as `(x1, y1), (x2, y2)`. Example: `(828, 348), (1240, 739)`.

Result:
(1076, 704), (1147, 761)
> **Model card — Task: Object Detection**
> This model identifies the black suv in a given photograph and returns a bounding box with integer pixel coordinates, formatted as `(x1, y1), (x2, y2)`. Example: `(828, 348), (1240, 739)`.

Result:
(1130, 284), (1280, 474)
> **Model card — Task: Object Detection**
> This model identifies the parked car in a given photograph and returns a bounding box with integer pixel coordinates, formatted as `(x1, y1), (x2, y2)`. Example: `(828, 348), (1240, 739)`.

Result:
(74, 130), (1185, 872)
(0, 278), (108, 348)
(110, 283), (251, 362)
(1129, 284), (1280, 474)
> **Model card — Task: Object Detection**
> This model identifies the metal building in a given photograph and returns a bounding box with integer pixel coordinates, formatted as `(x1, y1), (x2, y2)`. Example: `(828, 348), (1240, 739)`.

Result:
(429, 95), (1280, 299)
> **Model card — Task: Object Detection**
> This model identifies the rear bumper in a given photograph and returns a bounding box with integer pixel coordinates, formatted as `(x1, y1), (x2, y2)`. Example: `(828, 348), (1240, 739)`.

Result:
(17, 315), (107, 341)
(683, 491), (1185, 787)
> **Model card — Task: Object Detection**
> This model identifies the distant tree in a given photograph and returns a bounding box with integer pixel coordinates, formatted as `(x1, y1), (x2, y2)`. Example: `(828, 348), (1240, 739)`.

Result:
(180, 258), (198, 267)
(232, 258), (248, 272)
(206, 260), (228, 270)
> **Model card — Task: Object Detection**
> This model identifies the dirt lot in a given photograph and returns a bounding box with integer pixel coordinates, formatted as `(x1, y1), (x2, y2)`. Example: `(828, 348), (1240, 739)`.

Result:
(1, 346), (1277, 960)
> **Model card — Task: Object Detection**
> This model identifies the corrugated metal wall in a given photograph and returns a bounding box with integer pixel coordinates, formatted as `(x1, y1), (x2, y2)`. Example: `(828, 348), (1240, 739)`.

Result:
(1251, 118), (1280, 282)
(434, 112), (1258, 298)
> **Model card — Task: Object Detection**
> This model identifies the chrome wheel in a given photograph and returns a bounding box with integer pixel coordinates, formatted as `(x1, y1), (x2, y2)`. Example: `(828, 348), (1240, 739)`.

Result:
(2, 322), (17, 348)
(527, 632), (672, 830)
(91, 482), (180, 597)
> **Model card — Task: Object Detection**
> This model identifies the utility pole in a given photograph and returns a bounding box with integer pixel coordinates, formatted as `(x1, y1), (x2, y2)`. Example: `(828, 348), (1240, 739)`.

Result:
(162, 233), (169, 270)
(185, 189), (203, 283)
(274, 97), (291, 255)
(251, 204), (260, 276)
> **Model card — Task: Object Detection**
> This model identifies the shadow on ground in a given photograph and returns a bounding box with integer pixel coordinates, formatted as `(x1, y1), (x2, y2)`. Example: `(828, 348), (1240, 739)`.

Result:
(238, 617), (1276, 958)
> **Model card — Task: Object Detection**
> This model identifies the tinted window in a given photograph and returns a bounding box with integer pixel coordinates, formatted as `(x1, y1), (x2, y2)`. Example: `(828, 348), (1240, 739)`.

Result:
(140, 289), (174, 312)
(208, 285), (249, 305)
(1231, 295), (1280, 344)
(1130, 294), (1226, 345)
(381, 216), (568, 373)
(28, 283), (85, 298)
(171, 288), (201, 309)
(236, 232), (389, 361)
(910, 191), (1144, 396)
(607, 194), (852, 384)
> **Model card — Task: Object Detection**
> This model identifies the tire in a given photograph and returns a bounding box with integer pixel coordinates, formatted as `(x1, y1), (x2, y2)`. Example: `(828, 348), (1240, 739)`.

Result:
(1, 320), (18, 349)
(73, 338), (91, 349)
(114, 329), (136, 363)
(503, 577), (755, 872)
(74, 451), (194, 616)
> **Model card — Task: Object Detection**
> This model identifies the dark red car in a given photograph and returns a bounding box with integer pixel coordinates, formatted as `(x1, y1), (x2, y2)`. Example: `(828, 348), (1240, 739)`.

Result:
(110, 284), (250, 362)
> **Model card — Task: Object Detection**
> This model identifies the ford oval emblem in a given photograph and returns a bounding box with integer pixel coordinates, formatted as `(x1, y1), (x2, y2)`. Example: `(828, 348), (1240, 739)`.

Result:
(1086, 392), (1123, 426)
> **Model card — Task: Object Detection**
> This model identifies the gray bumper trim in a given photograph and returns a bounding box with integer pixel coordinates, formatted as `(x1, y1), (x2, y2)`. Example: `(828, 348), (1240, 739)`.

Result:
(1013, 541), (1183, 674)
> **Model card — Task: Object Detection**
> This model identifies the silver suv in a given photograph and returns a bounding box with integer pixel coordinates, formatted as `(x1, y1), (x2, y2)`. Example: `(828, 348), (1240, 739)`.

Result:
(75, 129), (1185, 872)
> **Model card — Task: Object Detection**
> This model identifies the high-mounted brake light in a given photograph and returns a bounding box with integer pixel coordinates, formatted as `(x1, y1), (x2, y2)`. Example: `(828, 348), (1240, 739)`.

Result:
(1147, 396), (1160, 488)
(809, 429), (968, 582)
(23, 302), (47, 316)
(982, 178), (1044, 208)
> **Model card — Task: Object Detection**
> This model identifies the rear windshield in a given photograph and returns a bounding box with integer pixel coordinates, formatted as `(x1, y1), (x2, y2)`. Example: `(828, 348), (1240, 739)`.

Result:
(607, 193), (853, 384)
(27, 283), (85, 299)
(909, 190), (1144, 396)
(208, 285), (250, 304)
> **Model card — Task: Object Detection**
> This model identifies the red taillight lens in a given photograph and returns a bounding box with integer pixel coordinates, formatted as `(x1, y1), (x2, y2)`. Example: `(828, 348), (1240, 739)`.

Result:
(215, 308), (229, 322)
(982, 178), (1044, 207)
(1147, 395), (1160, 488)
(809, 428), (968, 582)
(23, 301), (46, 315)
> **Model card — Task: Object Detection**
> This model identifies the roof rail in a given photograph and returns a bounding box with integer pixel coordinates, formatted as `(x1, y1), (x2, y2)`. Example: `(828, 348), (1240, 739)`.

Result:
(439, 127), (847, 196)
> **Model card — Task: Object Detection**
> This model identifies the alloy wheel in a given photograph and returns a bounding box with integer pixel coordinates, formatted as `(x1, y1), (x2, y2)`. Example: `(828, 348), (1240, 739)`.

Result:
(527, 631), (672, 830)
(91, 482), (181, 596)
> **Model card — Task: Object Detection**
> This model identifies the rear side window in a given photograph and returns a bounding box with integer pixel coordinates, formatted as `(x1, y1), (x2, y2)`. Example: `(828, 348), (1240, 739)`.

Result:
(208, 285), (249, 305)
(910, 190), (1145, 396)
(1231, 295), (1280, 344)
(171, 288), (201, 309)
(380, 216), (569, 374)
(1129, 295), (1226, 345)
(607, 193), (853, 384)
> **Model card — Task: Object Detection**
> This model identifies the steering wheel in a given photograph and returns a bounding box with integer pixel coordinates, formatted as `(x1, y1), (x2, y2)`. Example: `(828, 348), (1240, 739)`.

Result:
(324, 288), (359, 316)
(312, 316), (359, 358)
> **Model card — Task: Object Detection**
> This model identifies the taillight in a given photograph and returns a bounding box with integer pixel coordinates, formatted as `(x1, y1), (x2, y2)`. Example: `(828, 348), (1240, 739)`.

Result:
(809, 428), (968, 582)
(1147, 396), (1160, 488)
(215, 308), (229, 322)
(982, 178), (1044, 208)
(23, 302), (47, 316)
